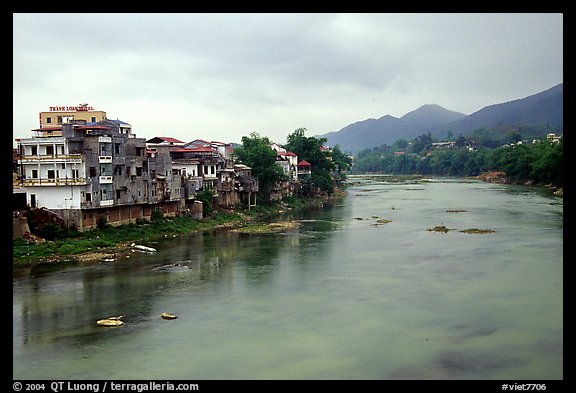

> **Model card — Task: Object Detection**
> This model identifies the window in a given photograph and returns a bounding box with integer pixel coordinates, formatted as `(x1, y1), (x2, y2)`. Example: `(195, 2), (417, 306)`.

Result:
(31, 146), (37, 156)
(89, 167), (97, 177)
(46, 117), (52, 124)
(114, 144), (120, 155)
(136, 167), (143, 176)
(91, 117), (96, 123)
(31, 169), (38, 178)
(46, 146), (54, 156)
(114, 166), (123, 175)
(47, 170), (55, 179)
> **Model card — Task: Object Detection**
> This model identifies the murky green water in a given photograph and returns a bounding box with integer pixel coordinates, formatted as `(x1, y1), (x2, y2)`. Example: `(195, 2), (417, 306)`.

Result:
(13, 176), (563, 380)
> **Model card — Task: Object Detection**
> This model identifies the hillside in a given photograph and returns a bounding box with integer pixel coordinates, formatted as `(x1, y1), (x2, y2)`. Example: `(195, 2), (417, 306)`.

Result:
(320, 104), (466, 154)
(319, 83), (563, 154)
(436, 83), (563, 135)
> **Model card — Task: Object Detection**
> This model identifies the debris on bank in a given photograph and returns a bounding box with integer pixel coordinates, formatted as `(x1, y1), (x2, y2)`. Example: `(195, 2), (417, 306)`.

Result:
(131, 243), (157, 253)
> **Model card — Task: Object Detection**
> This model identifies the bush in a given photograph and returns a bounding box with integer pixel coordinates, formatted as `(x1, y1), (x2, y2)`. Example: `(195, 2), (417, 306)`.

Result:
(151, 209), (165, 223)
(196, 189), (214, 216)
(96, 217), (110, 230)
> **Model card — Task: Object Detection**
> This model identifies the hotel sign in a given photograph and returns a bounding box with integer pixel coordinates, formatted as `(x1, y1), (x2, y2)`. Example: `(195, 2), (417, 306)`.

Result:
(49, 103), (95, 112)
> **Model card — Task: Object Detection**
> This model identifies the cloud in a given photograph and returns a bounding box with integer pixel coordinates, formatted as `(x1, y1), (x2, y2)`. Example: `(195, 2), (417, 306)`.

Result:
(13, 13), (563, 145)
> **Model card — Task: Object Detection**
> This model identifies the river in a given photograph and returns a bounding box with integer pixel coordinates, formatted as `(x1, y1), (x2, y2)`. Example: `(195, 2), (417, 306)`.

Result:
(13, 176), (563, 380)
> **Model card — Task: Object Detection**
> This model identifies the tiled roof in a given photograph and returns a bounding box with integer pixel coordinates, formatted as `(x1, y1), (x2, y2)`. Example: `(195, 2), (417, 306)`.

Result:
(109, 119), (131, 126)
(171, 147), (218, 153)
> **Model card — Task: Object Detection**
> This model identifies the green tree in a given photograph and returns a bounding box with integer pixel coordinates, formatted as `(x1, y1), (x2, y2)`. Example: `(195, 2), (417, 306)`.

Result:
(233, 132), (288, 203)
(411, 132), (434, 155)
(196, 189), (214, 216)
(331, 144), (353, 173)
(530, 139), (563, 184)
(285, 128), (335, 194)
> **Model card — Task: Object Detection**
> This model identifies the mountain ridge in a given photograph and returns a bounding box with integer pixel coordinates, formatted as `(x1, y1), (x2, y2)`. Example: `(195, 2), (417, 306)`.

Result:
(318, 83), (563, 154)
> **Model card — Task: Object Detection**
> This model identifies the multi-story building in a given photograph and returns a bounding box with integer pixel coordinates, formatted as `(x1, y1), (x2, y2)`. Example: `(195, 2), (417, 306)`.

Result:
(169, 142), (258, 209)
(14, 105), (264, 231)
(38, 104), (107, 129)
(14, 118), (181, 231)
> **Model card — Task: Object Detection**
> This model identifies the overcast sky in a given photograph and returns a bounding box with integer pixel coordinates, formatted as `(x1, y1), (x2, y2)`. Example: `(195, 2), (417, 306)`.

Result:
(13, 13), (563, 146)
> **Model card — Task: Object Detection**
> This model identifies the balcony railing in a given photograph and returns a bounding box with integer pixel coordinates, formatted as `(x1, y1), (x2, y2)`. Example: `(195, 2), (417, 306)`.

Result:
(19, 154), (83, 163)
(20, 178), (88, 186)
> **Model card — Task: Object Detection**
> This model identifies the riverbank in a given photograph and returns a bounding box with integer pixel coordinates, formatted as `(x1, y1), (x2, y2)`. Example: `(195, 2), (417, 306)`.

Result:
(13, 190), (346, 267)
(475, 171), (563, 196)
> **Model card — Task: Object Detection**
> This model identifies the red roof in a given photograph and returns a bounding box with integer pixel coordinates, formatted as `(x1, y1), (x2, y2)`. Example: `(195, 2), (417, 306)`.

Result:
(159, 137), (184, 143)
(297, 160), (311, 166)
(171, 147), (218, 153)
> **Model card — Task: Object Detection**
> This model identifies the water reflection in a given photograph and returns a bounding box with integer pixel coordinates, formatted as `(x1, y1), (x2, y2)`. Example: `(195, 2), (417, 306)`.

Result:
(13, 178), (562, 379)
(14, 202), (344, 350)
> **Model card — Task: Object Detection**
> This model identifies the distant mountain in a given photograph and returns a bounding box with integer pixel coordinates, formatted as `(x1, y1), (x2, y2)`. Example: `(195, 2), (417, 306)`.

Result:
(434, 83), (563, 135)
(320, 104), (466, 154)
(319, 83), (563, 154)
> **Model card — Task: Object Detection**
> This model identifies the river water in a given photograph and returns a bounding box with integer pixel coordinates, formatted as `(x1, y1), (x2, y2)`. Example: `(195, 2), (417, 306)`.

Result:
(13, 176), (563, 380)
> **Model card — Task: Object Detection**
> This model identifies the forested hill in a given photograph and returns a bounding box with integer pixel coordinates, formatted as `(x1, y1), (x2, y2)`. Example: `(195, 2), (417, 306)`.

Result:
(318, 83), (563, 154)
(319, 104), (466, 154)
(432, 83), (563, 136)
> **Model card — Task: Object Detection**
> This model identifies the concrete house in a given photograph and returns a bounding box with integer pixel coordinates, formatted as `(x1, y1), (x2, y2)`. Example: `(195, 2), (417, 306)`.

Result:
(14, 119), (181, 231)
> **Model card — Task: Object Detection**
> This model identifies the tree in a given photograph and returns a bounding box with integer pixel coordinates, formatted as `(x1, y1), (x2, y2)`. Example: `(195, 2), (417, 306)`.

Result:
(530, 139), (563, 184)
(196, 189), (214, 216)
(232, 132), (288, 203)
(285, 128), (335, 194)
(411, 132), (434, 155)
(331, 144), (353, 172)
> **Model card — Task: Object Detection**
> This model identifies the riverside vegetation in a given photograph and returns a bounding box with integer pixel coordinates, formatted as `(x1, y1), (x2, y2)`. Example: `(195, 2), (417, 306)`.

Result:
(12, 194), (338, 267)
(352, 129), (563, 188)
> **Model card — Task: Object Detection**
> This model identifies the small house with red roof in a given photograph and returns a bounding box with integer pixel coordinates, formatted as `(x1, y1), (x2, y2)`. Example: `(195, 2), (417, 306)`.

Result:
(297, 160), (312, 176)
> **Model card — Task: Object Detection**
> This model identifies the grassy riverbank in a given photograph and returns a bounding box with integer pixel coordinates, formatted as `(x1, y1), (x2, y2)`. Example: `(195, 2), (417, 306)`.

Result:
(13, 192), (344, 267)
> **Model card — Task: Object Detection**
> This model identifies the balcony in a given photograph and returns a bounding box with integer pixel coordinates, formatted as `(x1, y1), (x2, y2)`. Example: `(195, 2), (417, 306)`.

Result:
(19, 154), (82, 164)
(99, 155), (113, 164)
(20, 178), (88, 186)
(100, 199), (114, 207)
(99, 175), (113, 184)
